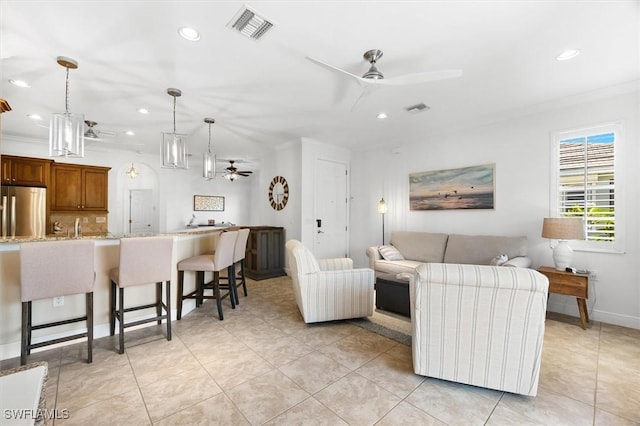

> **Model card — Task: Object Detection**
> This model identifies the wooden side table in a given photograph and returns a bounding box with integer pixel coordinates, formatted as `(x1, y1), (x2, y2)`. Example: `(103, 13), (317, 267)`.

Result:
(537, 266), (590, 329)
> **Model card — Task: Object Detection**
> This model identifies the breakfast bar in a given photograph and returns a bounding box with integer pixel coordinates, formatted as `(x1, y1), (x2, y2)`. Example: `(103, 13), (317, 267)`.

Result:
(0, 228), (225, 361)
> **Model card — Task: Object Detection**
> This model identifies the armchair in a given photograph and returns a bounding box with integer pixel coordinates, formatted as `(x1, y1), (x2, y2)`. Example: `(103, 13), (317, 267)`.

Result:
(404, 263), (548, 396)
(285, 240), (375, 323)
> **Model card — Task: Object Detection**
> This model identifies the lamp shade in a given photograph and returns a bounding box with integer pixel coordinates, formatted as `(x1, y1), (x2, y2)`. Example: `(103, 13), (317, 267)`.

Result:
(377, 198), (387, 214)
(541, 217), (586, 240)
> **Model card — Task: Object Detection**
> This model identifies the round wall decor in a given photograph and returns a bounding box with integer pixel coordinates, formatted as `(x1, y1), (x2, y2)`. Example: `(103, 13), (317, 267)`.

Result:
(268, 175), (289, 210)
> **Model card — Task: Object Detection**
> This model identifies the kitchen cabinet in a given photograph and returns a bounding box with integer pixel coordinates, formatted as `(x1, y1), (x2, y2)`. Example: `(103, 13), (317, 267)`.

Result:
(51, 163), (110, 212)
(244, 226), (286, 280)
(1, 155), (52, 187)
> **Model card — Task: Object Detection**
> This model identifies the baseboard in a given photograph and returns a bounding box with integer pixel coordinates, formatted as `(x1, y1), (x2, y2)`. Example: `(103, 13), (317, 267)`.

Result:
(547, 300), (640, 330)
(0, 300), (197, 361)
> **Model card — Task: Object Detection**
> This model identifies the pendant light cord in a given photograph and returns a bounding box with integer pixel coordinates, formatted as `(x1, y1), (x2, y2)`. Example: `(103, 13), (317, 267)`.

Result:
(65, 66), (70, 114)
(172, 95), (177, 134)
(208, 123), (212, 152)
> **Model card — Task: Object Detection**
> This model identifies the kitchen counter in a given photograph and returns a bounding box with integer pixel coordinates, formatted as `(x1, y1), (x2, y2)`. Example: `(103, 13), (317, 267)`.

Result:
(0, 228), (226, 360)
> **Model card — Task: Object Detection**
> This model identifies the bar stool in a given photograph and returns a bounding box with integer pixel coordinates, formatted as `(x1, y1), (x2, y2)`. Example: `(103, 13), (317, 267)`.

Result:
(221, 228), (250, 304)
(176, 230), (237, 321)
(109, 236), (174, 354)
(20, 240), (95, 365)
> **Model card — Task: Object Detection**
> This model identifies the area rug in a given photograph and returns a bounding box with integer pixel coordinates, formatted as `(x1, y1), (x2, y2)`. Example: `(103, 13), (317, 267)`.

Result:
(349, 309), (412, 346)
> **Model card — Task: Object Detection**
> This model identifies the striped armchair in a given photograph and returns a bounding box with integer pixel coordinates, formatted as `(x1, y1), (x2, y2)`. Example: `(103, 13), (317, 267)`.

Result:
(405, 263), (548, 396)
(285, 240), (374, 323)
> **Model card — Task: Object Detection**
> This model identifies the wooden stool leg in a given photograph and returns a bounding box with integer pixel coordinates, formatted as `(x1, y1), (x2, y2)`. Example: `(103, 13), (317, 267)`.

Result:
(156, 282), (162, 325)
(26, 301), (32, 356)
(213, 271), (223, 320)
(177, 270), (184, 320)
(230, 264), (239, 307)
(109, 280), (116, 336)
(87, 292), (93, 363)
(21, 302), (30, 365)
(118, 287), (125, 354)
(240, 259), (247, 297)
(196, 271), (205, 307)
(165, 280), (172, 341)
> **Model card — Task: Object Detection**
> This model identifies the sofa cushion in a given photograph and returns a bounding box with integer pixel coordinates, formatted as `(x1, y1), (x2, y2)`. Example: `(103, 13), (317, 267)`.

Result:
(379, 245), (405, 261)
(390, 231), (449, 263)
(443, 234), (528, 265)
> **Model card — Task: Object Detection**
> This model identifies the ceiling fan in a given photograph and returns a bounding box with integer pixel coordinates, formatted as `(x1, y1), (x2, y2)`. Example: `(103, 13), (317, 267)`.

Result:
(221, 160), (253, 181)
(306, 49), (462, 109)
(84, 120), (115, 141)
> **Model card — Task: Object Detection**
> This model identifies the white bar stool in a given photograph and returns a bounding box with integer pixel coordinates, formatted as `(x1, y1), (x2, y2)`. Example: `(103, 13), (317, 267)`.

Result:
(20, 240), (95, 365)
(222, 228), (250, 304)
(109, 236), (174, 354)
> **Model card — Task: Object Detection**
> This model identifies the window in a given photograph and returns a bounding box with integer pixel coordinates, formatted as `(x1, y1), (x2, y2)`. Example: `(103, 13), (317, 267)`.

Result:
(551, 122), (624, 252)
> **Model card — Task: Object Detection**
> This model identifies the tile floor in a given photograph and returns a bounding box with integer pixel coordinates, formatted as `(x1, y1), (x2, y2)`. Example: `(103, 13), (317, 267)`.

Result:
(2, 276), (639, 425)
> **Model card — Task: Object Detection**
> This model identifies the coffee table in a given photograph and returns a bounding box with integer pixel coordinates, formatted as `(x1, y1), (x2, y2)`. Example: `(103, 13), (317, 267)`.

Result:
(375, 273), (410, 317)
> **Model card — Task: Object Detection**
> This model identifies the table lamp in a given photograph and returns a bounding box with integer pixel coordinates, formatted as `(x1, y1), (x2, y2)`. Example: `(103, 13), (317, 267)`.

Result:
(541, 217), (586, 270)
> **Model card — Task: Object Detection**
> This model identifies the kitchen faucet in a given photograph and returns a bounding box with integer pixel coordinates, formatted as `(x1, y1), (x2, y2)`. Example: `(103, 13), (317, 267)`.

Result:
(74, 217), (81, 238)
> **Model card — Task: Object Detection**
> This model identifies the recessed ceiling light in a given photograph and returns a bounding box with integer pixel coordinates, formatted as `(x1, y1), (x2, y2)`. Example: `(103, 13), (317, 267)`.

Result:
(27, 114), (42, 120)
(556, 49), (581, 61)
(125, 130), (135, 136)
(9, 79), (30, 88)
(137, 108), (149, 114)
(377, 112), (388, 119)
(178, 27), (200, 41)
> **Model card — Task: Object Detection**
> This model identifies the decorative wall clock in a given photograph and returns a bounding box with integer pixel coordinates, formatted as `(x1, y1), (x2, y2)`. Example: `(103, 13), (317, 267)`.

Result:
(268, 175), (289, 210)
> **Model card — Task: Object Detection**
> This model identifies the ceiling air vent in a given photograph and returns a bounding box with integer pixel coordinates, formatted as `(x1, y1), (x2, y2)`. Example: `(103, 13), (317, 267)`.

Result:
(405, 103), (430, 113)
(228, 5), (274, 40)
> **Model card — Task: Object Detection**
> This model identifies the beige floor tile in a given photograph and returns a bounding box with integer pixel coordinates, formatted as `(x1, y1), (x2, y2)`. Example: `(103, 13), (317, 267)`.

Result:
(278, 351), (352, 394)
(126, 337), (200, 386)
(318, 328), (397, 370)
(315, 372), (401, 426)
(56, 388), (150, 426)
(384, 343), (413, 364)
(497, 386), (594, 425)
(596, 365), (640, 423)
(140, 366), (222, 422)
(177, 326), (237, 364)
(201, 344), (273, 390)
(55, 355), (138, 413)
(245, 334), (315, 367)
(376, 401), (447, 426)
(226, 369), (309, 425)
(292, 322), (358, 348)
(356, 353), (424, 398)
(405, 378), (502, 426)
(154, 393), (250, 425)
(538, 358), (597, 404)
(265, 312), (309, 335)
(264, 396), (349, 425)
(594, 408), (640, 426)
(485, 402), (547, 425)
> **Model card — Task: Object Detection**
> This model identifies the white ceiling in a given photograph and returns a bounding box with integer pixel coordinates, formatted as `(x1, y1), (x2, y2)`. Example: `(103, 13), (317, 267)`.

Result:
(1, 1), (638, 166)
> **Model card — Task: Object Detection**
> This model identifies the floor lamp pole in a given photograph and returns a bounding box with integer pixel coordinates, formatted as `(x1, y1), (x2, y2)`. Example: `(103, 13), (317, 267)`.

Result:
(381, 213), (385, 245)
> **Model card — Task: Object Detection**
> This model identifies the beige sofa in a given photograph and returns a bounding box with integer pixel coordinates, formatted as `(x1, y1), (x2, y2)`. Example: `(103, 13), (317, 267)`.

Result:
(366, 231), (531, 276)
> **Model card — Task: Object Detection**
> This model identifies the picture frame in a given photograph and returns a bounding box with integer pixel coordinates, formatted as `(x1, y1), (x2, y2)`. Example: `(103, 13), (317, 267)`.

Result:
(409, 163), (495, 210)
(193, 195), (225, 211)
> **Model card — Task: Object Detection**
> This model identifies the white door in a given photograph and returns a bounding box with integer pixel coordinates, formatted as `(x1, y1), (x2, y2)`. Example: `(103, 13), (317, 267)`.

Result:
(129, 189), (154, 234)
(314, 159), (348, 258)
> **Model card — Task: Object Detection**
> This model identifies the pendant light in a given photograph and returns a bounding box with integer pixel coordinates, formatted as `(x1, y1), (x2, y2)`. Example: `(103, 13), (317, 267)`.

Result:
(161, 88), (188, 169)
(50, 56), (84, 157)
(203, 118), (216, 180)
(125, 163), (139, 179)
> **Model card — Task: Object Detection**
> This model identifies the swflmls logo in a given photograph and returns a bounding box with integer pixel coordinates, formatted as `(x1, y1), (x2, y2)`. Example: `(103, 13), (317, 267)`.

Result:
(3, 408), (70, 420)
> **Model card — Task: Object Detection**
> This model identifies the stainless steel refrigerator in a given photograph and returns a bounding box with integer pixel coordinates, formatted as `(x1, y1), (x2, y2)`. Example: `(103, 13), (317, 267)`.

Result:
(1, 186), (46, 239)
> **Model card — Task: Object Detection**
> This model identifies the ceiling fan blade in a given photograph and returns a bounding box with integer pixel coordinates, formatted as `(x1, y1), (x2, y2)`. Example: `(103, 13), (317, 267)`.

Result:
(305, 56), (365, 86)
(380, 69), (463, 86)
(237, 171), (253, 176)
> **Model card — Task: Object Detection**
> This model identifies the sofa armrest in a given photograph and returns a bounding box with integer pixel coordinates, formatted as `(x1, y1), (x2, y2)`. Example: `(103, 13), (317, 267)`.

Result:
(366, 246), (382, 270)
(503, 256), (532, 268)
(318, 258), (354, 271)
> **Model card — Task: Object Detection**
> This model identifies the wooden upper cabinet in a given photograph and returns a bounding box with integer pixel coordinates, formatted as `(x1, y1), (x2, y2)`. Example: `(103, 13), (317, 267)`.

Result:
(51, 163), (110, 212)
(1, 155), (52, 187)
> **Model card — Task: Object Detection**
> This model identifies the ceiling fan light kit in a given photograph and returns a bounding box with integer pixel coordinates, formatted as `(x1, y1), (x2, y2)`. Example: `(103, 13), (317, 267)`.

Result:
(223, 160), (253, 181)
(161, 88), (188, 169)
(203, 118), (216, 180)
(50, 56), (84, 158)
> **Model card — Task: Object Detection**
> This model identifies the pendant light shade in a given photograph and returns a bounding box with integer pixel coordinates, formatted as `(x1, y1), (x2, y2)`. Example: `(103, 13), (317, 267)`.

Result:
(125, 163), (139, 179)
(50, 56), (84, 157)
(161, 88), (188, 169)
(203, 118), (216, 180)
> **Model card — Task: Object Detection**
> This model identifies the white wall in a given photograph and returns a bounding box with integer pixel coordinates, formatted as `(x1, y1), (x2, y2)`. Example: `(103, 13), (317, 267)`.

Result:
(349, 88), (640, 329)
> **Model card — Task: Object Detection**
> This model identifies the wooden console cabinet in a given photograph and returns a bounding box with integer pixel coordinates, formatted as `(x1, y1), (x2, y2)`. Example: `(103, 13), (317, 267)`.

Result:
(538, 266), (590, 329)
(245, 226), (285, 280)
(50, 163), (110, 212)
(1, 155), (52, 187)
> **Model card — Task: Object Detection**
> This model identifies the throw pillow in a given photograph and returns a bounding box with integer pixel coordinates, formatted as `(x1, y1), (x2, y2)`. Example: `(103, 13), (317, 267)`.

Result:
(379, 245), (405, 261)
(490, 254), (509, 266)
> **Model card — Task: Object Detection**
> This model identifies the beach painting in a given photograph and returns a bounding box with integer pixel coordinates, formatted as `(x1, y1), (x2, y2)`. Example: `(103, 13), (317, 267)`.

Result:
(409, 163), (495, 210)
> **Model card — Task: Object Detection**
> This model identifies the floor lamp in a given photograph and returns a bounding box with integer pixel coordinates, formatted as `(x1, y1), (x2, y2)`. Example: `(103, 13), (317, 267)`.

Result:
(377, 198), (387, 245)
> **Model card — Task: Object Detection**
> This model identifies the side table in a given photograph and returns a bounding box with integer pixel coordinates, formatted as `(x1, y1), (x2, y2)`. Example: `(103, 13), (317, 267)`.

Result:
(537, 266), (589, 329)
